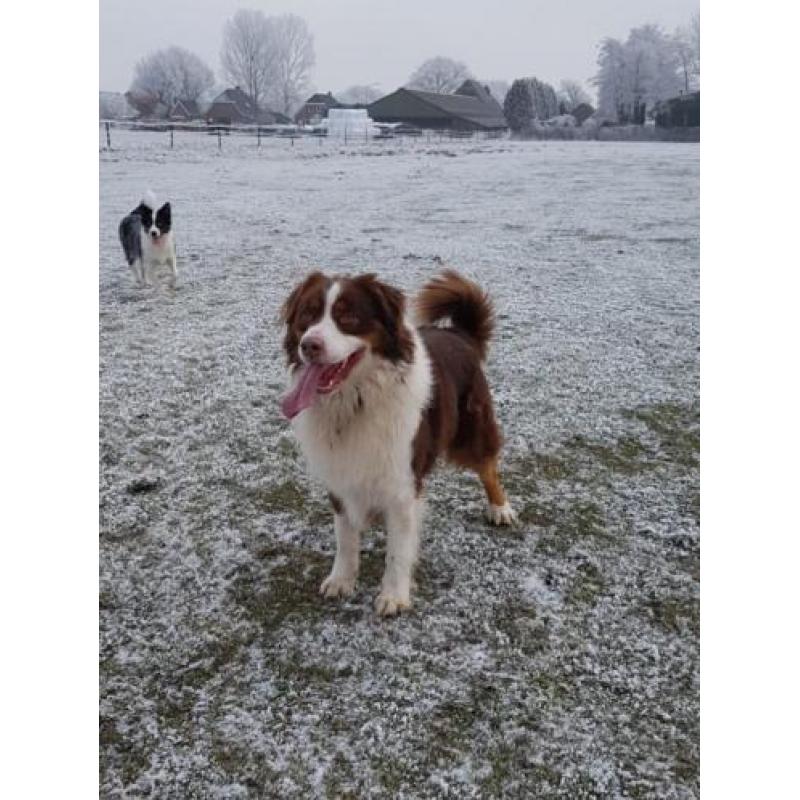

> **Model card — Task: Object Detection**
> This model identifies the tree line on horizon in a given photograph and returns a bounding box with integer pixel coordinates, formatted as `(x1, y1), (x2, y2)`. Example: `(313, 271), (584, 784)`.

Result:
(101, 8), (699, 127)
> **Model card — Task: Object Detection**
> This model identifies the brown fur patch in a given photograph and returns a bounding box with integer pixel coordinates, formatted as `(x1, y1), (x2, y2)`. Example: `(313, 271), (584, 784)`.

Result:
(412, 326), (503, 494)
(280, 272), (330, 367)
(415, 270), (494, 361)
(328, 492), (343, 515)
(335, 274), (414, 363)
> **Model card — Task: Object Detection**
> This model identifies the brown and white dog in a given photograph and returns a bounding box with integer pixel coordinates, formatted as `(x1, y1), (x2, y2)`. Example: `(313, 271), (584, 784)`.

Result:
(279, 270), (516, 616)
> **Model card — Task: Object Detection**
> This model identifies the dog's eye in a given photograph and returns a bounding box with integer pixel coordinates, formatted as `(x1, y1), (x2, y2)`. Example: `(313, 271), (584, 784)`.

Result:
(298, 307), (318, 327)
(338, 312), (359, 327)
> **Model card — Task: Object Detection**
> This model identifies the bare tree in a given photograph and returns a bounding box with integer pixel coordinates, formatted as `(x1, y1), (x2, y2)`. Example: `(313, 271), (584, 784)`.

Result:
(558, 80), (591, 112)
(407, 57), (473, 93)
(131, 46), (214, 107)
(674, 13), (700, 91)
(338, 84), (383, 105)
(220, 9), (274, 111)
(267, 14), (316, 116)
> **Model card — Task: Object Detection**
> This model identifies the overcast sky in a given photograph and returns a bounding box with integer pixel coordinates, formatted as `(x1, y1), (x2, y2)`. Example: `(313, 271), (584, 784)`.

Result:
(100, 0), (698, 98)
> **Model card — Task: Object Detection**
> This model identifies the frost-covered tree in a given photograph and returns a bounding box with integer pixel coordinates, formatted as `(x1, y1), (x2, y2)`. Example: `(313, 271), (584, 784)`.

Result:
(337, 84), (382, 105)
(131, 46), (214, 107)
(503, 77), (558, 132)
(593, 23), (686, 124)
(266, 14), (316, 115)
(503, 79), (534, 133)
(220, 9), (275, 111)
(529, 78), (558, 120)
(674, 14), (700, 92)
(593, 38), (624, 120)
(625, 25), (681, 121)
(407, 57), (473, 93)
(558, 80), (591, 113)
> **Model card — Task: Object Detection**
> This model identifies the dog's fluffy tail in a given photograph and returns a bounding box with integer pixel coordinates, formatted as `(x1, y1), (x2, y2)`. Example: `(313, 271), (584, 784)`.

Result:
(415, 270), (494, 360)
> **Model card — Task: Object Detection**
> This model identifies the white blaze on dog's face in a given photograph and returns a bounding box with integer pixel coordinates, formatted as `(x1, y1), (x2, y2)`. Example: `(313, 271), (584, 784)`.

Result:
(302, 283), (365, 367)
(279, 272), (414, 419)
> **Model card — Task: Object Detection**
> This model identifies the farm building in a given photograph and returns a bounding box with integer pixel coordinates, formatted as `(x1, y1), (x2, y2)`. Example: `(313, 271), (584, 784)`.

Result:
(168, 99), (201, 121)
(206, 87), (290, 126)
(654, 91), (700, 128)
(295, 92), (341, 125)
(368, 80), (507, 131)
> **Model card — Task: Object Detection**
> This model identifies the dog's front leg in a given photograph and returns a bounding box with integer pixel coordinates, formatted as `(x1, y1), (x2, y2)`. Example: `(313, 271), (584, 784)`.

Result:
(375, 498), (420, 616)
(320, 505), (361, 599)
(167, 254), (178, 288)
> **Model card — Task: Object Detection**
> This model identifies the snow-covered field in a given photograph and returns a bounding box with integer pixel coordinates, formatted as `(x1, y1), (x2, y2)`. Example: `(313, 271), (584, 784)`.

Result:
(100, 130), (699, 798)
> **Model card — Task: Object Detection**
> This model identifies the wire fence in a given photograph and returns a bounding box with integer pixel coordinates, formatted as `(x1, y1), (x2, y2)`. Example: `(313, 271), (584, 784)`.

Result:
(99, 119), (509, 153)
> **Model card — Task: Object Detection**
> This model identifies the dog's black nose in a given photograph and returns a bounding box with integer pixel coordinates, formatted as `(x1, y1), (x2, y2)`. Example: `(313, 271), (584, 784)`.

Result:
(301, 337), (323, 362)
(150, 230), (159, 238)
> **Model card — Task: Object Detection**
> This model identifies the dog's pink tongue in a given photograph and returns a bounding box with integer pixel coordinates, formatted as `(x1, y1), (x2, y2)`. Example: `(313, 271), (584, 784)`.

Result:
(281, 363), (324, 419)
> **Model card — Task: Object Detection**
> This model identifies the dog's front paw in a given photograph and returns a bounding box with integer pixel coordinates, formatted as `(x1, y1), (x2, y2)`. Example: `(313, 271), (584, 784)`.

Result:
(320, 572), (356, 599)
(487, 502), (518, 526)
(375, 589), (411, 617)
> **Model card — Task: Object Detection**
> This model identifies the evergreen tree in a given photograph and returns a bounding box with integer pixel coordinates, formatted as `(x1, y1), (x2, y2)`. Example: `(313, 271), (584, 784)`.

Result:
(503, 79), (534, 133)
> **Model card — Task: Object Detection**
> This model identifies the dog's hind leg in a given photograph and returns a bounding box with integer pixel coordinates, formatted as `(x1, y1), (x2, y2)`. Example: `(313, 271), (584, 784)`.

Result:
(129, 258), (145, 287)
(478, 457), (517, 526)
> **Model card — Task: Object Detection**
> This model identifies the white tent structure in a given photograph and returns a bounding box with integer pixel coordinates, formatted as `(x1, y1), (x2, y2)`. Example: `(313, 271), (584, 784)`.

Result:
(322, 108), (378, 139)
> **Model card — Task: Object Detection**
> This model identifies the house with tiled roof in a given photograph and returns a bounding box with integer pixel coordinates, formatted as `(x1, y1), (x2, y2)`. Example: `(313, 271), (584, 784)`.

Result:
(205, 87), (290, 126)
(294, 92), (341, 125)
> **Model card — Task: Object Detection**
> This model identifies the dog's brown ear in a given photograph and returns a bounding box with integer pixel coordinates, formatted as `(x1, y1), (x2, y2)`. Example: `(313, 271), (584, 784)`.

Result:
(354, 274), (413, 362)
(280, 271), (326, 365)
(280, 271), (326, 325)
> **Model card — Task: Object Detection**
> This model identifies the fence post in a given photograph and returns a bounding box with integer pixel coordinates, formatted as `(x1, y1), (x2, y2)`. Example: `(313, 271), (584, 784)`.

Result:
(105, 121), (111, 149)
(257, 126), (261, 147)
(170, 125), (174, 149)
(217, 128), (222, 150)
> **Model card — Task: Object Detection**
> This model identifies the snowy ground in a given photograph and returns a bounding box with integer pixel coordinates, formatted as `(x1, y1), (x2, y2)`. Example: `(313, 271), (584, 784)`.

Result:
(100, 130), (699, 798)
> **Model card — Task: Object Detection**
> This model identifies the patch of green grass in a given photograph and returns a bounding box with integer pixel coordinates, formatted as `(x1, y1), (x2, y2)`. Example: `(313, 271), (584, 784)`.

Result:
(537, 502), (609, 557)
(531, 671), (574, 703)
(99, 716), (121, 748)
(210, 737), (280, 787)
(625, 402), (699, 468)
(565, 433), (652, 475)
(644, 592), (699, 635)
(230, 543), (331, 632)
(504, 452), (576, 497)
(99, 719), (152, 786)
(219, 477), (329, 524)
(493, 599), (550, 657)
(369, 754), (407, 795)
(518, 501), (558, 528)
(566, 561), (606, 607)
(480, 742), (561, 797)
(176, 632), (251, 689)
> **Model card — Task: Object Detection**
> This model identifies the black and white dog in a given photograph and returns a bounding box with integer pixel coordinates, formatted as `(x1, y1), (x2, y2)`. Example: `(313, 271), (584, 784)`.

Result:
(118, 191), (177, 287)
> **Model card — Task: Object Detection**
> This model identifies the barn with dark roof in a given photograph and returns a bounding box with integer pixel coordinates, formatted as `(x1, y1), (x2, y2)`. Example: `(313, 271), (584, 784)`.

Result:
(368, 81), (507, 131)
(205, 87), (291, 126)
